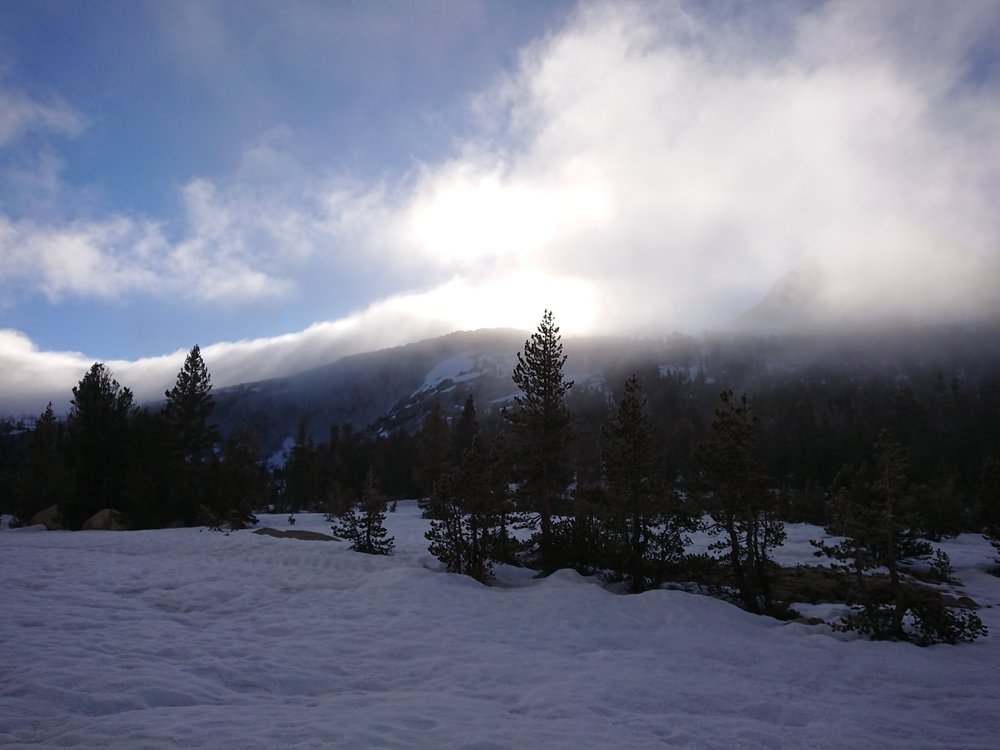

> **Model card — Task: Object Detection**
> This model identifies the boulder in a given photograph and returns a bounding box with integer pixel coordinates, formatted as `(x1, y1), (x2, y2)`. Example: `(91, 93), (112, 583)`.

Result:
(82, 508), (127, 531)
(29, 504), (64, 530)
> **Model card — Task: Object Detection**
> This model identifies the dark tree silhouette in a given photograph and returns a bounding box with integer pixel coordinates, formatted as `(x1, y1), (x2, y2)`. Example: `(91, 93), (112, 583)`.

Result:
(504, 309), (574, 569)
(64, 363), (134, 529)
(333, 468), (394, 555)
(15, 403), (70, 523)
(426, 434), (512, 583)
(696, 390), (785, 614)
(602, 375), (689, 592)
(164, 345), (219, 524)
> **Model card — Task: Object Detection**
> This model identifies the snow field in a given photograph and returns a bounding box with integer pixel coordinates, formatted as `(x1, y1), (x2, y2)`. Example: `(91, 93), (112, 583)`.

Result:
(2, 502), (999, 749)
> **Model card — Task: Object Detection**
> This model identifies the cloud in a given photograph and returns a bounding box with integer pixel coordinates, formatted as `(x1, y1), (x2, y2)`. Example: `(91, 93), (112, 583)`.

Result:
(9, 0), (997, 320)
(0, 84), (86, 147)
(357, 0), (999, 333)
(3, 0), (1000, 414)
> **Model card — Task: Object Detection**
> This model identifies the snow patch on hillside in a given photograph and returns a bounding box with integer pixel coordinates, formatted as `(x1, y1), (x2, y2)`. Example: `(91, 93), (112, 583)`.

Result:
(413, 353), (480, 396)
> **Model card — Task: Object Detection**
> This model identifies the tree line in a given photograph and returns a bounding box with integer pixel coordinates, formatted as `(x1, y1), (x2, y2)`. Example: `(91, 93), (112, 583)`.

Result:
(2, 347), (265, 531)
(1, 312), (997, 644)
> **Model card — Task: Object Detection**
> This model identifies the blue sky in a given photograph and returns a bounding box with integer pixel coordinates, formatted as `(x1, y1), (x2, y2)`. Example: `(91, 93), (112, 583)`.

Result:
(1, 0), (999, 413)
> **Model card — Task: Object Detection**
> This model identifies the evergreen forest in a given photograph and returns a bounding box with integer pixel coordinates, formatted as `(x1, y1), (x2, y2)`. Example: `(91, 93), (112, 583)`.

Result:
(2, 314), (999, 645)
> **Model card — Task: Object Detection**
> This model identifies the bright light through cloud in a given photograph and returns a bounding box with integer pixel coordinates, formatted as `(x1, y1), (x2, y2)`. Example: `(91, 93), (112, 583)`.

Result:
(382, 271), (600, 334)
(405, 162), (612, 268)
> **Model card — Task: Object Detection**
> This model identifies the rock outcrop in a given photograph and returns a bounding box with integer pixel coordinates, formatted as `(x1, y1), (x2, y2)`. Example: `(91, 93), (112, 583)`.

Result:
(82, 508), (127, 531)
(29, 505), (64, 530)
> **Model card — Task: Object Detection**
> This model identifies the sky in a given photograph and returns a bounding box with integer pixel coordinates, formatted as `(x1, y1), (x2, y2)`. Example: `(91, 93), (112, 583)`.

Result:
(1, 0), (999, 414)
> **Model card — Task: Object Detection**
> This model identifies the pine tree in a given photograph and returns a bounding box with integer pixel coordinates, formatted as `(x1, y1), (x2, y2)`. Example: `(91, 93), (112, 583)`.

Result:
(695, 390), (785, 614)
(814, 432), (987, 643)
(602, 375), (689, 592)
(452, 394), (480, 466)
(977, 457), (1000, 551)
(425, 435), (512, 583)
(164, 345), (218, 464)
(417, 402), (450, 515)
(283, 419), (321, 512)
(15, 403), (71, 524)
(121, 407), (175, 528)
(163, 345), (219, 525)
(64, 363), (134, 529)
(333, 468), (394, 555)
(503, 309), (574, 570)
(209, 424), (265, 529)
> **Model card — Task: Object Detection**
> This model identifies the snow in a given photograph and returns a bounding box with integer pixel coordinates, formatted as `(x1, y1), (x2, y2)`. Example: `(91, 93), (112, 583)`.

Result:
(3, 505), (999, 749)
(266, 435), (297, 469)
(413, 353), (480, 396)
(658, 364), (702, 381)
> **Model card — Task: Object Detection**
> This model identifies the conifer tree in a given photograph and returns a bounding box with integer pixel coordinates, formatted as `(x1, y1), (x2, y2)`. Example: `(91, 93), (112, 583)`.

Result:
(210, 423), (265, 529)
(602, 375), (689, 592)
(417, 402), (450, 515)
(452, 394), (480, 466)
(15, 403), (70, 523)
(504, 309), (574, 569)
(121, 407), (175, 528)
(163, 345), (219, 525)
(283, 419), (322, 512)
(695, 390), (785, 614)
(426, 434), (512, 583)
(164, 345), (218, 464)
(977, 457), (1000, 545)
(814, 432), (987, 643)
(64, 363), (134, 529)
(333, 468), (394, 555)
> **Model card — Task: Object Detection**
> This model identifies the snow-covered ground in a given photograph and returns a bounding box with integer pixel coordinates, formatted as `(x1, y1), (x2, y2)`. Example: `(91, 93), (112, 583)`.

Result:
(2, 504), (998, 749)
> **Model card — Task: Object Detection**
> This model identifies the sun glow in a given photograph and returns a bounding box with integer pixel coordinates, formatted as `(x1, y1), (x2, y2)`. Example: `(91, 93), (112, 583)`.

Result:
(378, 271), (600, 335)
(406, 164), (611, 268)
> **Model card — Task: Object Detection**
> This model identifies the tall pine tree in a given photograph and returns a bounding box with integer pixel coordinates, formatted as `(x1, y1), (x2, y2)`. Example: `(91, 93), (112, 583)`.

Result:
(164, 345), (218, 464)
(64, 363), (134, 529)
(163, 345), (219, 525)
(15, 403), (70, 524)
(695, 390), (785, 614)
(504, 309), (574, 570)
(602, 375), (689, 593)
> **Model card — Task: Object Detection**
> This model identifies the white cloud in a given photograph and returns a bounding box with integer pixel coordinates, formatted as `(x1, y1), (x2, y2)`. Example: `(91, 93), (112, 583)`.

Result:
(400, 0), (998, 332)
(3, 0), (1000, 413)
(0, 85), (86, 147)
(7, 0), (997, 322)
(0, 215), (163, 301)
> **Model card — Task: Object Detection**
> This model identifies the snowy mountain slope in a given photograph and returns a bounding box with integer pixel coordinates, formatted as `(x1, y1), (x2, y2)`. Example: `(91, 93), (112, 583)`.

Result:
(2, 506), (998, 749)
(207, 318), (1000, 460)
(211, 329), (704, 453)
(211, 329), (528, 452)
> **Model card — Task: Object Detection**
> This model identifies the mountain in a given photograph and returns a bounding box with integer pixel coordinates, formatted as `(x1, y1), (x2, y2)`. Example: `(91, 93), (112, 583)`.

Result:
(211, 255), (1000, 459)
(211, 328), (705, 457)
(731, 252), (1000, 334)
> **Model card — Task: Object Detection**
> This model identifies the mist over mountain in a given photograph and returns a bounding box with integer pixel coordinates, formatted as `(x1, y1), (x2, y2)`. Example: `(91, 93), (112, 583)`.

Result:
(208, 327), (700, 456)
(731, 252), (1000, 334)
(204, 308), (1000, 460)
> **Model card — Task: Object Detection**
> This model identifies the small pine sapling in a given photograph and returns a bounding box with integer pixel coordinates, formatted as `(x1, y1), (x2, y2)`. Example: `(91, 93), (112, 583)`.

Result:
(332, 469), (394, 555)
